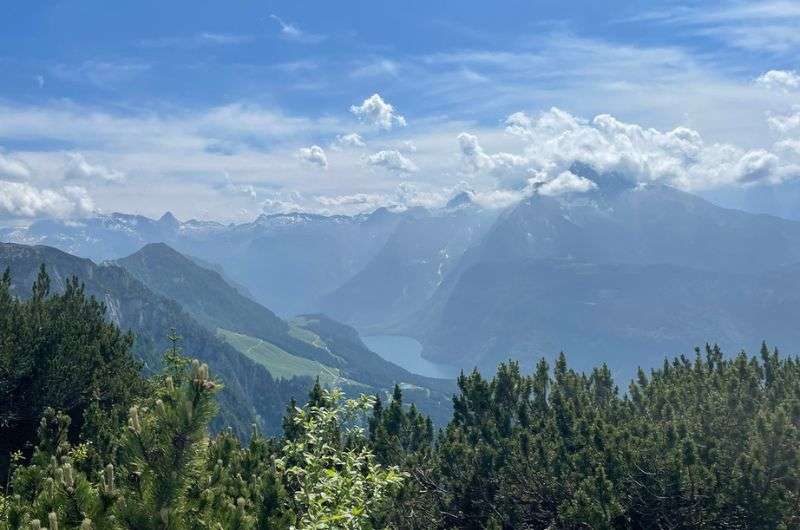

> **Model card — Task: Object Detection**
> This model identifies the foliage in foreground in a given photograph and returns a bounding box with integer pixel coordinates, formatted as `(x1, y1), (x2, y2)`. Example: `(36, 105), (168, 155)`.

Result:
(0, 265), (145, 478)
(1, 360), (402, 529)
(397, 347), (800, 529)
(2, 267), (800, 529)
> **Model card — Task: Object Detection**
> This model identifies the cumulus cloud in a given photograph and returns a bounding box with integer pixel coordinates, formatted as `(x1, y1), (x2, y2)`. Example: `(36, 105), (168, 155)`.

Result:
(768, 105), (800, 133)
(457, 132), (531, 187)
(461, 107), (800, 191)
(0, 181), (94, 219)
(269, 15), (326, 44)
(0, 153), (32, 180)
(756, 70), (800, 91)
(536, 171), (597, 196)
(350, 94), (407, 130)
(366, 150), (418, 173)
(65, 153), (126, 183)
(297, 145), (328, 169)
(333, 132), (366, 149)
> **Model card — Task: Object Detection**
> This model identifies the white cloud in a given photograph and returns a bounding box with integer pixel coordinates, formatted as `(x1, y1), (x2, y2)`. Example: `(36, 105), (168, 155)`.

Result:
(333, 132), (366, 149)
(635, 1), (800, 53)
(470, 188), (526, 209)
(756, 70), (800, 92)
(399, 140), (417, 153)
(366, 150), (418, 173)
(260, 198), (303, 214)
(536, 170), (597, 196)
(310, 184), (449, 214)
(200, 32), (253, 44)
(0, 153), (32, 180)
(393, 182), (449, 208)
(297, 145), (328, 169)
(458, 132), (531, 187)
(219, 173), (257, 199)
(315, 193), (386, 209)
(350, 59), (400, 78)
(768, 105), (800, 133)
(457, 132), (492, 170)
(776, 138), (800, 154)
(350, 94), (407, 130)
(0, 181), (94, 219)
(65, 153), (125, 183)
(269, 15), (326, 44)
(460, 107), (800, 191)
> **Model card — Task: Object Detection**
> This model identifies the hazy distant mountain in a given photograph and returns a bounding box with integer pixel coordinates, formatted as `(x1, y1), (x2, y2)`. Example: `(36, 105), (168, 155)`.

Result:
(470, 181), (800, 275)
(188, 210), (402, 316)
(0, 212), (218, 262)
(318, 195), (497, 328)
(403, 174), (800, 377)
(2, 209), (402, 316)
(9, 176), (800, 382)
(0, 242), (311, 435)
(409, 258), (800, 377)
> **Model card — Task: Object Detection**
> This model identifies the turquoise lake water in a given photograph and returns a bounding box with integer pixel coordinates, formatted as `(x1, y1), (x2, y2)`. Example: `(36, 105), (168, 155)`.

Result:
(362, 334), (460, 379)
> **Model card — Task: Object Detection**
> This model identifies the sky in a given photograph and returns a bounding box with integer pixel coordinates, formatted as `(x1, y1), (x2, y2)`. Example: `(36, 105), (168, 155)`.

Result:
(2, 0), (800, 223)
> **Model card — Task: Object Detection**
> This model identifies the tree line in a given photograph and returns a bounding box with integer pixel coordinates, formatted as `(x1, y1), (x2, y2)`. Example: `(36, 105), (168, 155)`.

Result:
(2, 268), (799, 528)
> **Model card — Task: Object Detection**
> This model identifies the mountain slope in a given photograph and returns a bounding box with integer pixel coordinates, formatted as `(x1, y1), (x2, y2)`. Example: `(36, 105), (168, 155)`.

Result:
(0, 242), (312, 435)
(404, 180), (800, 378)
(318, 198), (497, 328)
(117, 243), (360, 366)
(468, 181), (800, 274)
(115, 242), (455, 422)
(117, 243), (290, 344)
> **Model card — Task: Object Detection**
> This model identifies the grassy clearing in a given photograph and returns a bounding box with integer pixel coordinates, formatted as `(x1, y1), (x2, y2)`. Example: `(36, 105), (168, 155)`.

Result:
(218, 328), (360, 387)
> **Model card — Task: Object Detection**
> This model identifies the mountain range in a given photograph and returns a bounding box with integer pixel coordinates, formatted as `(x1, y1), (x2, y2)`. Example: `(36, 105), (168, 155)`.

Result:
(0, 242), (455, 434)
(6, 165), (800, 382)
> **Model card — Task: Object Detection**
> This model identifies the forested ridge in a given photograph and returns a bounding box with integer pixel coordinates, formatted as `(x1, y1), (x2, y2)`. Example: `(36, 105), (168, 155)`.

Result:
(2, 268), (800, 529)
(0, 243), (315, 437)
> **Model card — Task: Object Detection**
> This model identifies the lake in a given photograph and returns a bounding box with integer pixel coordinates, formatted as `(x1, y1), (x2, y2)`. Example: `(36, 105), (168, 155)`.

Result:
(362, 334), (460, 379)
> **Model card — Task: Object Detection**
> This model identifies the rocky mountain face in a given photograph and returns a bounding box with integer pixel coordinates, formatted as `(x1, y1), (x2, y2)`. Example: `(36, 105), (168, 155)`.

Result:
(318, 195), (498, 328)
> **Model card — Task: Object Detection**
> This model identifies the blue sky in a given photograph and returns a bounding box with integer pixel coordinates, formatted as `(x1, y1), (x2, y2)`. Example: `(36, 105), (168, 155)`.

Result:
(1, 0), (800, 223)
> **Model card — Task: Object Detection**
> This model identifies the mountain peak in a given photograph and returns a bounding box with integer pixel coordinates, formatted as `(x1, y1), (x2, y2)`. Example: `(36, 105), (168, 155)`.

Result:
(446, 191), (475, 209)
(158, 211), (180, 227)
(568, 161), (636, 194)
(128, 242), (189, 262)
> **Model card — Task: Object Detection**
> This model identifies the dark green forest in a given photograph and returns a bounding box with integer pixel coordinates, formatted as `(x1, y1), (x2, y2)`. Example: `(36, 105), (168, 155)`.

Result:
(2, 269), (800, 529)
